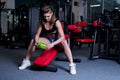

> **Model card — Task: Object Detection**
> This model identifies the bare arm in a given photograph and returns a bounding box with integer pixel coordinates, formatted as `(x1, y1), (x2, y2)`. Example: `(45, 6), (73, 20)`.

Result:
(52, 20), (65, 46)
(34, 24), (42, 44)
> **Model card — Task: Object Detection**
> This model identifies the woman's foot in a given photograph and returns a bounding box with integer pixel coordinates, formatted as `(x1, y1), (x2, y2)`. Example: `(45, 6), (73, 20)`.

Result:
(69, 63), (76, 75)
(18, 59), (31, 70)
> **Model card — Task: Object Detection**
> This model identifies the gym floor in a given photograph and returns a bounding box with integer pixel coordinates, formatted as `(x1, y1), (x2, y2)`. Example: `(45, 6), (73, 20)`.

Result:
(0, 45), (120, 80)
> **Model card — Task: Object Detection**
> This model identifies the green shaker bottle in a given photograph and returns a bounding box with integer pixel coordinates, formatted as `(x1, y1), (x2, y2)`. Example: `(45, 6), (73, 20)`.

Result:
(38, 42), (47, 50)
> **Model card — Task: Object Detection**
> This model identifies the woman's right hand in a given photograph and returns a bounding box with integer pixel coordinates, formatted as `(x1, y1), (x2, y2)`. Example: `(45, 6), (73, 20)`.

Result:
(35, 41), (38, 47)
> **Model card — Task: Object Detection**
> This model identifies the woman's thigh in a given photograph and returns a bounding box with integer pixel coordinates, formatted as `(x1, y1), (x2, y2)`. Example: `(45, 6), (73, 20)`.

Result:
(38, 37), (51, 44)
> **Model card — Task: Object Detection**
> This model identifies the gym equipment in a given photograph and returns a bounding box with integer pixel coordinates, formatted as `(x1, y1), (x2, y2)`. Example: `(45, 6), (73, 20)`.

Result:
(34, 48), (58, 66)
(33, 48), (58, 72)
(38, 42), (47, 50)
(93, 11), (120, 63)
(30, 64), (57, 72)
(67, 24), (81, 49)
(75, 21), (97, 60)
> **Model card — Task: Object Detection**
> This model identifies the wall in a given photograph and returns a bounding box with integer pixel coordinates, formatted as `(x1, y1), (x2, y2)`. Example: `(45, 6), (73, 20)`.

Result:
(2, 0), (15, 9)
(72, 0), (87, 22)
(0, 0), (15, 34)
(1, 12), (7, 33)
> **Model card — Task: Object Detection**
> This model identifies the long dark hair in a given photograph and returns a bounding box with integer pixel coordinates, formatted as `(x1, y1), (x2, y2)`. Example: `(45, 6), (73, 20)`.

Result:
(39, 5), (56, 25)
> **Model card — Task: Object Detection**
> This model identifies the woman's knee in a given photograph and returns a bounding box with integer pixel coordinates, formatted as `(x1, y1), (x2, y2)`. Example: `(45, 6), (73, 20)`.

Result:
(61, 39), (68, 46)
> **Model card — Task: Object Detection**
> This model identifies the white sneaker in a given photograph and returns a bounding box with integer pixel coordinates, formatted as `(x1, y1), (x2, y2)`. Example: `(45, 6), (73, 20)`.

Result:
(69, 63), (76, 75)
(18, 59), (31, 70)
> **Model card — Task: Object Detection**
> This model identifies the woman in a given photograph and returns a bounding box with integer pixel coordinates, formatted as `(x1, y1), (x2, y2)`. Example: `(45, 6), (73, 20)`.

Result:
(18, 5), (76, 75)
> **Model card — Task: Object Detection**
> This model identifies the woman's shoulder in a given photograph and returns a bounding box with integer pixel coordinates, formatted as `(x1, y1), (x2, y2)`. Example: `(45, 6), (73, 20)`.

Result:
(54, 18), (61, 23)
(54, 19), (62, 28)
